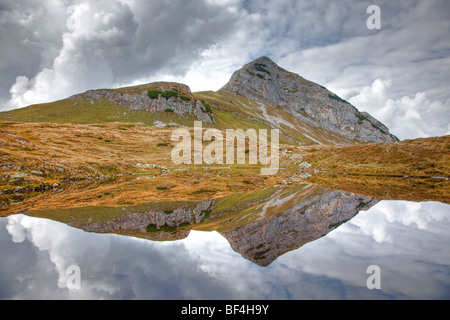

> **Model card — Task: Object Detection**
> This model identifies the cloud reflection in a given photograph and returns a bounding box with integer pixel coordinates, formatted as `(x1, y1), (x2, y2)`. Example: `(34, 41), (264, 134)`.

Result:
(1, 200), (449, 300)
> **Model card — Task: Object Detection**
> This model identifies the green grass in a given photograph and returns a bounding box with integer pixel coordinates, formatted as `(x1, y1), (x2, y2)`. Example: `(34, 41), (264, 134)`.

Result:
(200, 100), (213, 114)
(148, 90), (161, 99)
(26, 200), (199, 224)
(148, 89), (191, 101)
(212, 186), (279, 214)
(180, 95), (191, 102)
(146, 222), (190, 233)
(160, 91), (178, 99)
(254, 63), (270, 75)
(0, 98), (198, 127)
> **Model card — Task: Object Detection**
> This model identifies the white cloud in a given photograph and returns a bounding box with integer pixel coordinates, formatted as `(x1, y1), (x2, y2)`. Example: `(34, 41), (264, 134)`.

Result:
(6, 0), (137, 109)
(349, 79), (450, 140)
(6, 214), (114, 294)
(3, 215), (241, 299)
(342, 201), (450, 244)
(277, 200), (450, 299)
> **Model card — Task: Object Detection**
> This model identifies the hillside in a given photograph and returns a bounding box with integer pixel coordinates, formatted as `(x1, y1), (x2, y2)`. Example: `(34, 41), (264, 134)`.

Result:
(0, 57), (398, 146)
(0, 82), (207, 127)
(301, 135), (450, 178)
(14, 184), (379, 266)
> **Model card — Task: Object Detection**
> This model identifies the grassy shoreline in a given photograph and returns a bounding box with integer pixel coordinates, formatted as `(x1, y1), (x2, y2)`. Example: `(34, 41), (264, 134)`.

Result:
(0, 121), (448, 212)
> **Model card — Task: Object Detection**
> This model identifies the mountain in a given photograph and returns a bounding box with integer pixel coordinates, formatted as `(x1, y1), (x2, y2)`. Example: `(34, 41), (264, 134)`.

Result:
(220, 56), (398, 144)
(218, 185), (378, 266)
(0, 56), (398, 146)
(0, 82), (213, 128)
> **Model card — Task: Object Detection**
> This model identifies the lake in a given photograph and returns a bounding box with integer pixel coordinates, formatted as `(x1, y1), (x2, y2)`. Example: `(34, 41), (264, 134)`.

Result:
(0, 182), (449, 300)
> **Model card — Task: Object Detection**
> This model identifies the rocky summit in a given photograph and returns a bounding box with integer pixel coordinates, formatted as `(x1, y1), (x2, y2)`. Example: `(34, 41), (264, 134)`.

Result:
(222, 56), (399, 143)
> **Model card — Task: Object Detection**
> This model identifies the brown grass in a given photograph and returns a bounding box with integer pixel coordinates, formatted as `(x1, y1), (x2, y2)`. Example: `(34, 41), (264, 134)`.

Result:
(1, 121), (448, 214)
(305, 174), (449, 204)
(301, 135), (450, 177)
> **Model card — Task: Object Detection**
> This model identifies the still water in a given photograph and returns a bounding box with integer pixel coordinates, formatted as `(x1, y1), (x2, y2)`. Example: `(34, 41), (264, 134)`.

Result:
(0, 185), (449, 300)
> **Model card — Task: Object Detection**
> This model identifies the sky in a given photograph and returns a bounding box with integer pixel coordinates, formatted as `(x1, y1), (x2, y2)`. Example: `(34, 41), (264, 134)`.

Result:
(0, 0), (449, 140)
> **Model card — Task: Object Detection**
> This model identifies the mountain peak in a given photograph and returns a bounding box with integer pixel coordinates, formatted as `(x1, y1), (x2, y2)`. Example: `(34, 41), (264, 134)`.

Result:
(251, 55), (277, 66)
(221, 56), (311, 105)
(232, 56), (282, 77)
(221, 57), (398, 143)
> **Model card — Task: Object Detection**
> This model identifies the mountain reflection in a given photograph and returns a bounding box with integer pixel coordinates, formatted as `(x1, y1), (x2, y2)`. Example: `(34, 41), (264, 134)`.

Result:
(20, 184), (378, 266)
(219, 185), (378, 266)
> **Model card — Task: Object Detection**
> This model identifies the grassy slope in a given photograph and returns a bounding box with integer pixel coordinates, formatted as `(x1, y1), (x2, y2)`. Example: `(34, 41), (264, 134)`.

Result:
(0, 98), (198, 127)
(1, 122), (448, 237)
(301, 135), (450, 177)
(0, 121), (289, 213)
(195, 90), (359, 146)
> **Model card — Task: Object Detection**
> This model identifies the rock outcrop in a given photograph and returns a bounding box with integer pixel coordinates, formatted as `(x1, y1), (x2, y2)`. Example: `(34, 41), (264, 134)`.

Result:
(70, 82), (214, 124)
(69, 199), (215, 241)
(222, 56), (398, 143)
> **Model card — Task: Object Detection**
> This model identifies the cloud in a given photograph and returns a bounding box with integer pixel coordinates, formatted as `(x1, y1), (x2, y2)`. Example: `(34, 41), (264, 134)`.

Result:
(6, 214), (114, 294)
(2, 199), (450, 300)
(279, 200), (450, 299)
(349, 79), (450, 140)
(4, 0), (137, 108)
(2, 0), (243, 109)
(0, 0), (69, 107)
(3, 215), (239, 299)
(342, 201), (450, 244)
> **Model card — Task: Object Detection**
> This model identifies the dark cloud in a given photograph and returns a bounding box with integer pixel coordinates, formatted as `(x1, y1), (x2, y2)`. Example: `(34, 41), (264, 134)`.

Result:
(0, 0), (242, 109)
(0, 0), (68, 106)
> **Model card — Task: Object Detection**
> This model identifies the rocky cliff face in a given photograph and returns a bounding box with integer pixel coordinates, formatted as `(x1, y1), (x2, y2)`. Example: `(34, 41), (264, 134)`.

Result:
(222, 56), (398, 143)
(220, 185), (378, 266)
(70, 82), (214, 124)
(70, 199), (215, 241)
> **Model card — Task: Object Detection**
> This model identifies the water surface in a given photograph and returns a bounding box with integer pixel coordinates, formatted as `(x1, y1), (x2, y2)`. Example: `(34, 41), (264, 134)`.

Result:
(0, 183), (449, 300)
